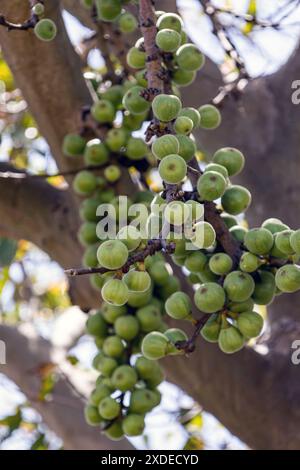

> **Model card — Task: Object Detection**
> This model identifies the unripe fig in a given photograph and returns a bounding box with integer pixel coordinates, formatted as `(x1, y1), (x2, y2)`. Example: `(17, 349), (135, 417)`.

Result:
(218, 326), (245, 354)
(104, 165), (121, 183)
(101, 84), (124, 106)
(213, 147), (245, 176)
(184, 251), (207, 273)
(209, 253), (233, 275)
(197, 171), (227, 201)
(126, 137), (148, 160)
(176, 44), (205, 71)
(114, 315), (139, 341)
(158, 275), (181, 301)
(198, 263), (218, 283)
(118, 12), (138, 33)
(148, 261), (170, 286)
(78, 222), (98, 245)
(237, 311), (264, 338)
(117, 226), (141, 252)
(91, 100), (115, 123)
(135, 357), (164, 386)
(83, 243), (98, 268)
(152, 94), (182, 122)
(156, 29), (181, 52)
(290, 229), (300, 254)
(221, 214), (237, 228)
(176, 134), (197, 162)
(172, 69), (196, 87)
(239, 252), (261, 273)
(174, 116), (194, 135)
(135, 69), (148, 87)
(123, 86), (150, 115)
(93, 354), (118, 376)
(63, 134), (86, 157)
(111, 365), (138, 392)
(165, 328), (188, 353)
(275, 265), (300, 293)
(32, 3), (45, 16)
(90, 273), (104, 291)
(101, 279), (129, 306)
(190, 221), (216, 249)
(84, 405), (103, 426)
(275, 230), (295, 255)
(194, 282), (226, 313)
(201, 314), (221, 343)
(152, 134), (179, 160)
(127, 47), (146, 69)
(73, 171), (97, 196)
(221, 185), (252, 215)
(86, 311), (108, 337)
(102, 303), (127, 324)
(34, 19), (57, 42)
(122, 414), (145, 437)
(244, 228), (274, 255)
(104, 421), (124, 441)
(205, 163), (229, 179)
(142, 331), (169, 360)
(136, 305), (162, 332)
(89, 384), (111, 406)
(97, 240), (128, 270)
(198, 104), (221, 129)
(95, 0), (122, 22)
(178, 107), (201, 128)
(129, 389), (158, 414)
(84, 139), (109, 165)
(158, 154), (187, 184)
(229, 225), (248, 243)
(103, 335), (124, 358)
(165, 291), (192, 320)
(127, 288), (152, 308)
(96, 375), (114, 390)
(224, 271), (255, 302)
(227, 298), (255, 314)
(262, 218), (289, 234)
(99, 396), (121, 420)
(123, 270), (152, 293)
(105, 129), (127, 152)
(157, 13), (183, 33)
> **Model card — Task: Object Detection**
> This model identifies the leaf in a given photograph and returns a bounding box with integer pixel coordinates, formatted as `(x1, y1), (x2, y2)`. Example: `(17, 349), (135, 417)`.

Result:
(184, 436), (205, 450)
(0, 58), (14, 91)
(247, 0), (256, 16)
(31, 433), (48, 450)
(0, 408), (22, 432)
(0, 238), (17, 267)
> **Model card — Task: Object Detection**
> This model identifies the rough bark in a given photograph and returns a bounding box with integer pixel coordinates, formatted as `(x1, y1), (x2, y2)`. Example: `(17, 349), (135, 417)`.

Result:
(0, 325), (133, 450)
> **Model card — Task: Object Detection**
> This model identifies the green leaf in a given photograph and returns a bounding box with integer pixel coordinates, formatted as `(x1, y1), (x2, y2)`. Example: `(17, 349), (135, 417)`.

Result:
(0, 408), (22, 432)
(247, 0), (256, 16)
(0, 238), (17, 267)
